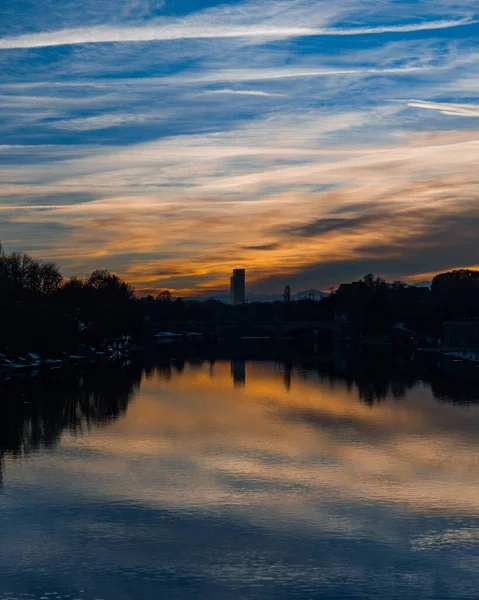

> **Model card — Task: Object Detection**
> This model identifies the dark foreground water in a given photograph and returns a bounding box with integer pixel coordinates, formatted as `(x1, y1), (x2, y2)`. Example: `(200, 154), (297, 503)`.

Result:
(1, 353), (479, 600)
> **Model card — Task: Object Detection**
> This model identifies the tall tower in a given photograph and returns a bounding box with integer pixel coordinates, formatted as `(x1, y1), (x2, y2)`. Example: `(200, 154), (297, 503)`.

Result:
(230, 268), (246, 305)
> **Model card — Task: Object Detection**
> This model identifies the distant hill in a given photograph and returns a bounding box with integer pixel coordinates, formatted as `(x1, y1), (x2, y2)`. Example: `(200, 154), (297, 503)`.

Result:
(410, 281), (432, 289)
(292, 289), (329, 301)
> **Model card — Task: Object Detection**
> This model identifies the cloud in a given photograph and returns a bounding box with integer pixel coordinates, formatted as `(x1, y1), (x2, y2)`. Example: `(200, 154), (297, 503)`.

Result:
(204, 89), (285, 97)
(0, 18), (474, 50)
(171, 65), (434, 85)
(121, 0), (166, 19)
(276, 216), (378, 238)
(408, 100), (479, 117)
(241, 243), (280, 251)
(3, 126), (478, 294)
(50, 113), (156, 131)
(1, 0), (478, 293)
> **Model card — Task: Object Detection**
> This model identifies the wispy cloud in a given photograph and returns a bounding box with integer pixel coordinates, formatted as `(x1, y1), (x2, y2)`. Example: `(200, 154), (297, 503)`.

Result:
(172, 65), (434, 84)
(2, 127), (478, 293)
(0, 18), (474, 50)
(50, 113), (159, 131)
(408, 100), (479, 117)
(1, 0), (478, 292)
(204, 89), (285, 97)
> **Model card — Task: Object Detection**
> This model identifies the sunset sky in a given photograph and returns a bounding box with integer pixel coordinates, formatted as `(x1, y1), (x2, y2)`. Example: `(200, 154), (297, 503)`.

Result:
(0, 0), (478, 295)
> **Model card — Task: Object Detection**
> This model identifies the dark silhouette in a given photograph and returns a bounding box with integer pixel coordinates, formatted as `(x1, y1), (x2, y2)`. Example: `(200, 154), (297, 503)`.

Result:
(231, 359), (246, 387)
(156, 290), (172, 301)
(0, 360), (142, 485)
(230, 268), (246, 305)
(57, 269), (139, 344)
(0, 243), (62, 299)
(3, 240), (479, 356)
(0, 245), (141, 355)
(431, 269), (479, 295)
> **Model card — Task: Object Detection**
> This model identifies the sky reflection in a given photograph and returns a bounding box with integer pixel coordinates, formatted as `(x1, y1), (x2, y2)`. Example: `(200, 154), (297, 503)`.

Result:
(52, 361), (479, 518)
(1, 358), (479, 599)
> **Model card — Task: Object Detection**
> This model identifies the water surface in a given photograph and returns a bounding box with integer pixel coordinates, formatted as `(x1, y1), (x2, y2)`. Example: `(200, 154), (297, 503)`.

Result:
(1, 355), (479, 599)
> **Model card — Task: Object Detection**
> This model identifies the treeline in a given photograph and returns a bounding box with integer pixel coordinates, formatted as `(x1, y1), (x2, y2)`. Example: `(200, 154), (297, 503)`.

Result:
(0, 245), (141, 353)
(142, 270), (479, 338)
(141, 291), (326, 324)
(2, 241), (479, 353)
(326, 270), (479, 336)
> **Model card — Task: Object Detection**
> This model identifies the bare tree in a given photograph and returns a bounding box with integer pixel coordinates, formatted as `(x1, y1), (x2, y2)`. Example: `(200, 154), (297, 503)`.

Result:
(0, 245), (62, 297)
(156, 290), (172, 302)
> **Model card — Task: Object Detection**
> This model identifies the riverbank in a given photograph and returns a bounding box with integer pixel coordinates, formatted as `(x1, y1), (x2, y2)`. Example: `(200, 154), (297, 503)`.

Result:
(0, 340), (139, 374)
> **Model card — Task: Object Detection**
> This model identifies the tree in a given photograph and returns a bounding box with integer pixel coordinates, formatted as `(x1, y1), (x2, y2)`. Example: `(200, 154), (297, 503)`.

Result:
(156, 290), (172, 302)
(362, 273), (387, 290)
(363, 273), (376, 288)
(0, 246), (62, 298)
(283, 285), (291, 303)
(85, 270), (134, 304)
(38, 262), (63, 295)
(390, 280), (407, 291)
(431, 269), (479, 295)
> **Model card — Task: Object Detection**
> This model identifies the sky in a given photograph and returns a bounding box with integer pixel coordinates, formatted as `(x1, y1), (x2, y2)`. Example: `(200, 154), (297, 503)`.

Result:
(0, 0), (478, 296)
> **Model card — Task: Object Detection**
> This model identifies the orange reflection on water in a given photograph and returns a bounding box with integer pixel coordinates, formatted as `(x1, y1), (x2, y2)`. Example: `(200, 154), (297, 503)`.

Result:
(61, 360), (479, 524)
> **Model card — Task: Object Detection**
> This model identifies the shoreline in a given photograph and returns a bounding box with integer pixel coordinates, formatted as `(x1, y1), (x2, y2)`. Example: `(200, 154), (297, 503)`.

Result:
(0, 343), (140, 375)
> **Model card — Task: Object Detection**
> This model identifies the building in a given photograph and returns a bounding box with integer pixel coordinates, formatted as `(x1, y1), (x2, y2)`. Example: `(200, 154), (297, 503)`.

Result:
(230, 269), (245, 305)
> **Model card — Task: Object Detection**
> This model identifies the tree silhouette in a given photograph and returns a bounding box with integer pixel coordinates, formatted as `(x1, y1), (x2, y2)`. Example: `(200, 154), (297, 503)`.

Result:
(0, 361), (142, 486)
(156, 290), (172, 302)
(431, 269), (479, 295)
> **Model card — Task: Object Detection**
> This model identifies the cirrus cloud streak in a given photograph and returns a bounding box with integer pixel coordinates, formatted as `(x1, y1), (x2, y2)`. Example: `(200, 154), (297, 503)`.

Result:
(0, 17), (475, 50)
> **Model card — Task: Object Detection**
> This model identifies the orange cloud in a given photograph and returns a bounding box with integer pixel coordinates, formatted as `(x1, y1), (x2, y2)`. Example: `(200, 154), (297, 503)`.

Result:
(2, 127), (478, 293)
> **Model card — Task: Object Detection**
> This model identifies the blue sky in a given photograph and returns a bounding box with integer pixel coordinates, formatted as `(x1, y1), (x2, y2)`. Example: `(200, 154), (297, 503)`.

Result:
(0, 0), (478, 294)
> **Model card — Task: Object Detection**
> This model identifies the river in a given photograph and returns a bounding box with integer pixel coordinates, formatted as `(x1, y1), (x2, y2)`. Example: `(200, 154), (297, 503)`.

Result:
(1, 351), (479, 599)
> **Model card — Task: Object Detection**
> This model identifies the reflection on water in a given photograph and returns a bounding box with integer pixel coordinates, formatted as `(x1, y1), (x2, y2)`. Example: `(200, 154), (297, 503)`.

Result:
(1, 352), (479, 599)
(0, 362), (142, 484)
(231, 359), (246, 387)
